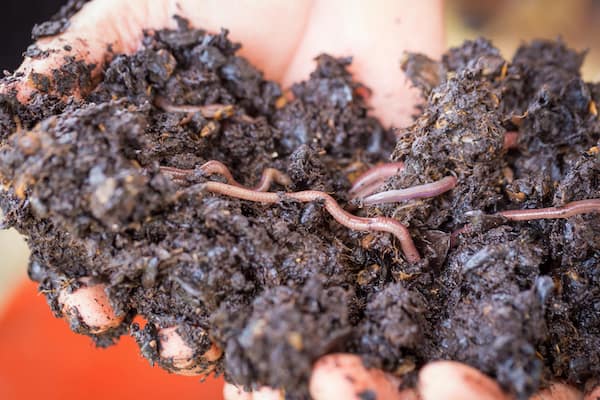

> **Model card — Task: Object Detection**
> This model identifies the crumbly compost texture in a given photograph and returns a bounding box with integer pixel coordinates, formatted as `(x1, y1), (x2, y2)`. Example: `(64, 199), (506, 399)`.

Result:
(0, 18), (598, 399)
(31, 0), (91, 40)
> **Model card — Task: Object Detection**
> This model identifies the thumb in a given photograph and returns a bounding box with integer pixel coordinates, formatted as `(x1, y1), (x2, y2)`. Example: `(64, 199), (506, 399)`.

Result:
(282, 0), (444, 128)
(6, 0), (174, 102)
(309, 354), (417, 400)
(6, 0), (315, 103)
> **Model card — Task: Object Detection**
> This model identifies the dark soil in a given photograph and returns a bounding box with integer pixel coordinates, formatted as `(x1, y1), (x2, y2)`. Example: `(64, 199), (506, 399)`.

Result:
(31, 0), (90, 40)
(0, 19), (598, 399)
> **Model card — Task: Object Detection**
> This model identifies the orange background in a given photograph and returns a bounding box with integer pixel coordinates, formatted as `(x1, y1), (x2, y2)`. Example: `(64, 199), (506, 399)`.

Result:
(0, 281), (225, 400)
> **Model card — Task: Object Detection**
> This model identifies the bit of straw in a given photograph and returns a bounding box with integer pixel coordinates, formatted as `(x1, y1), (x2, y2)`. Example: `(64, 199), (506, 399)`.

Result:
(160, 160), (291, 192)
(361, 176), (458, 206)
(199, 181), (421, 263)
(155, 96), (235, 120)
(349, 162), (405, 198)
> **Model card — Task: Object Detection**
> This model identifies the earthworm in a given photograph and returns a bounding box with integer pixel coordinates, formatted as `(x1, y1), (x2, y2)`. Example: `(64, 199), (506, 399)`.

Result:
(154, 96), (235, 120)
(361, 176), (458, 206)
(351, 180), (390, 201)
(349, 162), (404, 198)
(160, 160), (292, 192)
(350, 130), (516, 198)
(199, 181), (421, 263)
(503, 131), (519, 150)
(498, 199), (600, 220)
(450, 199), (600, 246)
(449, 224), (472, 247)
(350, 130), (516, 200)
(158, 166), (194, 183)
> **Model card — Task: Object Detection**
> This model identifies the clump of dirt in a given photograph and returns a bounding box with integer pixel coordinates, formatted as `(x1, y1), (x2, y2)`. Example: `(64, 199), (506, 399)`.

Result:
(31, 0), (91, 40)
(389, 37), (600, 397)
(0, 18), (599, 400)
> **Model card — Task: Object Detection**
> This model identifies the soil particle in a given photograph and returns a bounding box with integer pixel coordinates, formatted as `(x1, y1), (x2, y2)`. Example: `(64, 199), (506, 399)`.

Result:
(31, 20), (70, 41)
(31, 0), (90, 40)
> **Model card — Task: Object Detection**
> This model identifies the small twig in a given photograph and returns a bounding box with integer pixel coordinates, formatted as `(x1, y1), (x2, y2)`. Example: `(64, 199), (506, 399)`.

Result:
(503, 131), (519, 150)
(361, 176), (458, 206)
(349, 162), (404, 198)
(154, 96), (234, 120)
(160, 160), (291, 192)
(199, 181), (421, 263)
(498, 199), (600, 221)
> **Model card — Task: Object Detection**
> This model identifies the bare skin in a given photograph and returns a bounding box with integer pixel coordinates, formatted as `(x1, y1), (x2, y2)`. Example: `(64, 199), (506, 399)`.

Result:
(5, 0), (594, 399)
(584, 386), (600, 400)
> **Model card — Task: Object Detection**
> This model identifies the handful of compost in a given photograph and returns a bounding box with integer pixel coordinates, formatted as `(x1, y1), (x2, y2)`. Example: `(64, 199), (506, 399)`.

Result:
(1, 2), (599, 400)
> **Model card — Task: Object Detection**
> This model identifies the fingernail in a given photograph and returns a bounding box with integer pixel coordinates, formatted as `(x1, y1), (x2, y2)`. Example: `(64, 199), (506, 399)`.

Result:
(158, 326), (223, 376)
(530, 383), (582, 400)
(223, 383), (252, 400)
(310, 353), (414, 400)
(251, 386), (284, 400)
(223, 383), (283, 400)
(58, 279), (124, 334)
(584, 386), (600, 400)
(418, 361), (509, 400)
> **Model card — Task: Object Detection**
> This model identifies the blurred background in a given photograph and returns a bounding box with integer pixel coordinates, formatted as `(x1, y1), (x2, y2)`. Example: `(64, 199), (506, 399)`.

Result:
(0, 0), (599, 397)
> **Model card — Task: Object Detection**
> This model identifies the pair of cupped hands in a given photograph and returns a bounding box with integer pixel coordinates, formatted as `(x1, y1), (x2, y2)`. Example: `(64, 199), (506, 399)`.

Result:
(6, 1), (597, 399)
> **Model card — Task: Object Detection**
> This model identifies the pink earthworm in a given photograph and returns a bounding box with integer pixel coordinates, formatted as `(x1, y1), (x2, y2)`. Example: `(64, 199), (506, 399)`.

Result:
(503, 131), (519, 150)
(498, 199), (600, 221)
(200, 181), (421, 263)
(451, 199), (600, 247)
(349, 162), (405, 198)
(361, 176), (458, 206)
(160, 160), (291, 192)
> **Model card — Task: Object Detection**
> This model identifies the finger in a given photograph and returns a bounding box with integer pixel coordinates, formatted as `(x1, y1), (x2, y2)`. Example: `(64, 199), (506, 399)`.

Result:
(177, 0), (313, 82)
(157, 325), (222, 376)
(529, 383), (582, 400)
(584, 386), (600, 400)
(310, 353), (417, 400)
(282, 0), (444, 127)
(222, 384), (282, 400)
(251, 386), (284, 400)
(57, 278), (124, 334)
(418, 361), (509, 400)
(223, 383), (252, 400)
(10, 0), (173, 101)
(9, 0), (314, 101)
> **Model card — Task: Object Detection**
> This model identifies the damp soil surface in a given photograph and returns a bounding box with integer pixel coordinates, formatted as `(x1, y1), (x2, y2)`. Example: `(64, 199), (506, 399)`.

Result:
(0, 19), (599, 400)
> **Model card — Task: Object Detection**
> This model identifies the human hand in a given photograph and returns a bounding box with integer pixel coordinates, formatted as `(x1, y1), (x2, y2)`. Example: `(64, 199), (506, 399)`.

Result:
(6, 1), (597, 399)
(57, 281), (597, 400)
(8, 0), (441, 128)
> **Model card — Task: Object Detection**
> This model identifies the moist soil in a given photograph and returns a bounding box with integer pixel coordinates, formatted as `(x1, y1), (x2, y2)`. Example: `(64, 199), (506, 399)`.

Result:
(0, 19), (599, 400)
